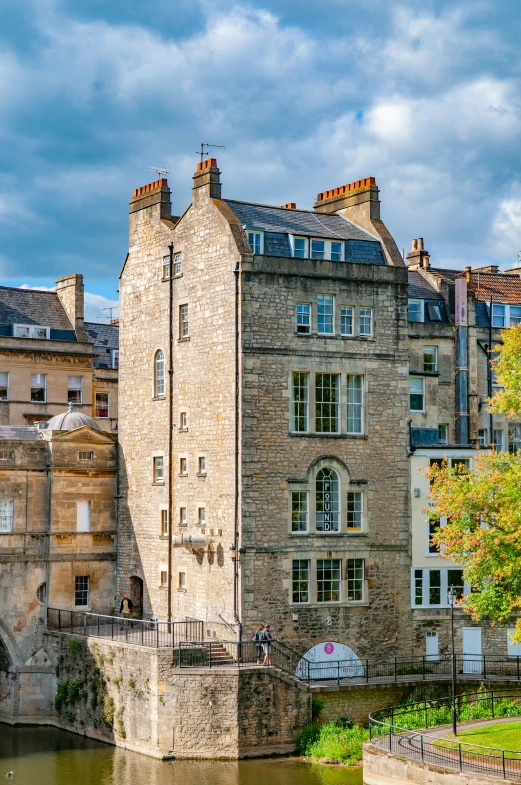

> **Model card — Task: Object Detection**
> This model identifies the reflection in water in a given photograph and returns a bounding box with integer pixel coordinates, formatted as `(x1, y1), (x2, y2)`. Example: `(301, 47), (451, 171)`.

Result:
(0, 726), (363, 785)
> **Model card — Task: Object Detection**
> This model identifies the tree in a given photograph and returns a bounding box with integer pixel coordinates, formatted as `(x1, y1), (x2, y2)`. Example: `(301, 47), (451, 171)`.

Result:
(429, 324), (521, 639)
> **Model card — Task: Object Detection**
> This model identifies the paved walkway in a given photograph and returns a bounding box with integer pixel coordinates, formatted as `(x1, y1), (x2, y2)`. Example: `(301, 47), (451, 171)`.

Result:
(373, 717), (521, 780)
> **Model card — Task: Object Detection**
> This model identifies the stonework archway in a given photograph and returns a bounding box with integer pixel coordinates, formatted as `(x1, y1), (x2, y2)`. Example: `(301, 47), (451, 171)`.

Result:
(296, 641), (364, 680)
(129, 576), (143, 618)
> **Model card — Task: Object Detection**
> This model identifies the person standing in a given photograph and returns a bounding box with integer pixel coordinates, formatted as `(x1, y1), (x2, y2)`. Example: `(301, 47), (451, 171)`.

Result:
(252, 624), (264, 664)
(119, 594), (133, 630)
(261, 623), (274, 666)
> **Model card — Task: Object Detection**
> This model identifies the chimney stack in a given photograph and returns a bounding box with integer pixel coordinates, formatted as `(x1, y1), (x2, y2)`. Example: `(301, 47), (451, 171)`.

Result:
(129, 178), (171, 221)
(281, 203), (296, 210)
(406, 238), (430, 269)
(56, 274), (88, 342)
(193, 158), (221, 200)
(465, 266), (472, 283)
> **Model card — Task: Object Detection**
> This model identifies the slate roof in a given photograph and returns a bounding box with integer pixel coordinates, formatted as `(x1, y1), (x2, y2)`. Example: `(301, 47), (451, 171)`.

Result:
(0, 287), (73, 330)
(408, 271), (444, 301)
(224, 200), (378, 242)
(85, 322), (119, 350)
(0, 426), (41, 440)
(463, 272), (521, 304)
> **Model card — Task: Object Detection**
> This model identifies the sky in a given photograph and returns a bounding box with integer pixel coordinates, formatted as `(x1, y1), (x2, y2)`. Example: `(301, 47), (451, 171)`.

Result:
(1, 0), (521, 320)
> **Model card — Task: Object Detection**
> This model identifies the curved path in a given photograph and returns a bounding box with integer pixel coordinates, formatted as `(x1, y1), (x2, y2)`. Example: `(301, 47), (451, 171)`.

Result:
(373, 717), (521, 781)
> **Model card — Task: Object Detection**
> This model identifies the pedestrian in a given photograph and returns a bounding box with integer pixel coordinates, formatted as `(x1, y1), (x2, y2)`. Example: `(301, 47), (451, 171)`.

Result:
(252, 624), (264, 664)
(119, 594), (133, 630)
(261, 623), (274, 666)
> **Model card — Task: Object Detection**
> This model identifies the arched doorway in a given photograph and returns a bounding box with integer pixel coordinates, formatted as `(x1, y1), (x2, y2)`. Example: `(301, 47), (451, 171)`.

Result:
(296, 641), (364, 680)
(129, 576), (143, 618)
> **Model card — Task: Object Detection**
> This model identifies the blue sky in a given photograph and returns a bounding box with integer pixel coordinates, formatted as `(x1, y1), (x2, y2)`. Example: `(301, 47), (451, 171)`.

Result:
(1, 0), (521, 319)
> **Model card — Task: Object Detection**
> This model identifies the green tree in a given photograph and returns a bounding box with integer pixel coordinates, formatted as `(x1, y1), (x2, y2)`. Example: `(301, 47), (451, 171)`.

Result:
(429, 324), (521, 639)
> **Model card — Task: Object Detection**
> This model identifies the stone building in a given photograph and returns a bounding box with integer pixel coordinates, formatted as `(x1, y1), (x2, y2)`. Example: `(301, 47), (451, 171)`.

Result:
(0, 407), (118, 691)
(0, 274), (119, 432)
(406, 241), (521, 659)
(118, 163), (412, 659)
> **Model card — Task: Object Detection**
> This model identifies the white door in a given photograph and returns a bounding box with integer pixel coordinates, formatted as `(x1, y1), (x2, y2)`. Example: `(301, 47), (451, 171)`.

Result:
(462, 627), (482, 674)
(426, 632), (439, 661)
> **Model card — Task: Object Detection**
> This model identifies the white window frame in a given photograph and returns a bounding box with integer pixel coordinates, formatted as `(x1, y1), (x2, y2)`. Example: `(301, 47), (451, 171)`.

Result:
(111, 349), (119, 369)
(68, 376), (83, 405)
(0, 372), (8, 401)
(347, 558), (365, 602)
(340, 306), (354, 337)
(292, 236), (308, 258)
(315, 467), (340, 533)
(315, 373), (340, 434)
(30, 373), (47, 403)
(347, 491), (364, 532)
(95, 392), (109, 418)
(291, 372), (309, 433)
(0, 501), (13, 533)
(76, 501), (91, 533)
(160, 508), (169, 537)
(291, 238), (344, 261)
(179, 456), (187, 475)
(317, 295), (335, 335)
(198, 456), (206, 475)
(179, 411), (188, 430)
(14, 324), (50, 339)
(74, 575), (90, 608)
(79, 451), (93, 461)
(153, 456), (164, 484)
(179, 304), (189, 339)
(477, 429), (487, 446)
(423, 346), (438, 373)
(296, 303), (311, 334)
(178, 571), (186, 590)
(159, 567), (168, 588)
(179, 507), (187, 526)
(438, 424), (448, 444)
(246, 230), (263, 255)
(316, 558), (341, 603)
(174, 252), (183, 276)
(493, 429), (505, 451)
(347, 374), (364, 435)
(0, 450), (14, 461)
(408, 299), (424, 323)
(162, 255), (171, 280)
(359, 307), (373, 337)
(410, 376), (425, 412)
(411, 567), (466, 608)
(198, 507), (206, 526)
(154, 350), (165, 398)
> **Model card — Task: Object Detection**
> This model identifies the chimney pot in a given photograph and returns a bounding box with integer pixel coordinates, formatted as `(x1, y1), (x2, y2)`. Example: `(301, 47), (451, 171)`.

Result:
(281, 203), (296, 210)
(412, 239), (418, 251)
(418, 238), (424, 250)
(465, 266), (472, 283)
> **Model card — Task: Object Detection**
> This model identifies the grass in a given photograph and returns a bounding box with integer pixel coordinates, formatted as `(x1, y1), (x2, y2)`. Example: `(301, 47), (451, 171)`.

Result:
(296, 722), (370, 765)
(436, 721), (521, 759)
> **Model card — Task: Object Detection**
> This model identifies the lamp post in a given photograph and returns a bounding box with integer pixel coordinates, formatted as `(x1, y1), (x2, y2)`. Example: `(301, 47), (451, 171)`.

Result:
(448, 584), (457, 736)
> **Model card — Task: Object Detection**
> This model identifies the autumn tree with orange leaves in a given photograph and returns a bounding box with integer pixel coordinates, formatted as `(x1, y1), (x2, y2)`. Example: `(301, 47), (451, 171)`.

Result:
(429, 324), (521, 639)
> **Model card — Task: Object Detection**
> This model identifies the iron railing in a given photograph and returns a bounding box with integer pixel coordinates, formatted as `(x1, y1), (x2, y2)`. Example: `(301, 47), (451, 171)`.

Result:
(369, 690), (521, 780)
(46, 607), (204, 648)
(176, 639), (300, 672)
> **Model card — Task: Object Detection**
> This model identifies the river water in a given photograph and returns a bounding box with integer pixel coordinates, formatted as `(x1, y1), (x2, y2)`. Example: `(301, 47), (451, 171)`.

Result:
(0, 726), (363, 785)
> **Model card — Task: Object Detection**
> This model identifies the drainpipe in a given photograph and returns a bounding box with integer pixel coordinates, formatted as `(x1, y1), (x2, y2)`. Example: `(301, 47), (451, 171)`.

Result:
(488, 296), (493, 444)
(455, 274), (469, 444)
(167, 242), (174, 623)
(233, 262), (242, 642)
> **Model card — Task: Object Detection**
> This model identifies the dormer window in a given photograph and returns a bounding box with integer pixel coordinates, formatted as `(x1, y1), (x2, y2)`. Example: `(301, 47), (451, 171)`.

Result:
(292, 238), (344, 261)
(491, 303), (521, 328)
(247, 231), (263, 255)
(311, 240), (325, 259)
(293, 237), (307, 258)
(14, 324), (49, 339)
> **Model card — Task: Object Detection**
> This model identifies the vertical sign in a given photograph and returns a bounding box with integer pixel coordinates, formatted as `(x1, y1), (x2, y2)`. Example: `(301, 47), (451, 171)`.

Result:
(323, 481), (331, 530)
(455, 278), (467, 326)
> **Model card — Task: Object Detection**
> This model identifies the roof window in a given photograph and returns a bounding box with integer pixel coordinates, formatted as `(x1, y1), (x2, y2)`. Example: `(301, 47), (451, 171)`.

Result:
(14, 324), (50, 339)
(291, 237), (344, 261)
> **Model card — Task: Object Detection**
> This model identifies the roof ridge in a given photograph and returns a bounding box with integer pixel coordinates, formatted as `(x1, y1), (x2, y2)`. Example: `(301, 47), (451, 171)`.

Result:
(0, 286), (58, 294)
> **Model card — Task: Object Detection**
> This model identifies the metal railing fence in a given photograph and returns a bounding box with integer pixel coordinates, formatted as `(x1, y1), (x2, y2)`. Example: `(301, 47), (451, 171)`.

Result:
(369, 690), (521, 780)
(176, 639), (301, 672)
(47, 607), (204, 648)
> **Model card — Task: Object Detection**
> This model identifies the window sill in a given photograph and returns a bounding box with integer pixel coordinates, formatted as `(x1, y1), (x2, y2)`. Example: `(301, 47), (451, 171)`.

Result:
(289, 432), (367, 439)
(152, 396), (166, 402)
(177, 337), (190, 343)
(177, 588), (187, 593)
(95, 416), (109, 420)
(152, 482), (165, 487)
(178, 427), (188, 433)
(178, 472), (188, 477)
(409, 370), (440, 377)
(196, 472), (207, 478)
(30, 400), (47, 405)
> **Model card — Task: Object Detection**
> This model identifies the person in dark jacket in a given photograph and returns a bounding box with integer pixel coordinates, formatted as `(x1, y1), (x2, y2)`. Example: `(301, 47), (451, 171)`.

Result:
(261, 624), (274, 666)
(252, 624), (264, 664)
(119, 594), (134, 630)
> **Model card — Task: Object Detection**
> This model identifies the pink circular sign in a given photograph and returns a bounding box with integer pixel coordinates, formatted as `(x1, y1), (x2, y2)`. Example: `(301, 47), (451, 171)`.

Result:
(324, 642), (335, 655)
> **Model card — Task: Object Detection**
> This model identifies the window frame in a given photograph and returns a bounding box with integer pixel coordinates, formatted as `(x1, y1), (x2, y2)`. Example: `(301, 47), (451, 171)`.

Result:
(438, 424), (448, 444)
(247, 230), (263, 255)
(410, 376), (425, 412)
(493, 429), (505, 451)
(0, 372), (8, 402)
(291, 372), (309, 433)
(411, 567), (465, 608)
(74, 575), (90, 608)
(111, 349), (119, 369)
(198, 456), (206, 475)
(30, 373), (46, 403)
(198, 507), (206, 526)
(179, 411), (188, 430)
(179, 304), (189, 339)
(315, 467), (340, 533)
(296, 303), (311, 335)
(160, 508), (169, 537)
(340, 306), (354, 337)
(79, 451), (93, 462)
(179, 507), (187, 527)
(316, 558), (341, 603)
(291, 490), (308, 533)
(408, 299), (424, 323)
(68, 376), (83, 405)
(14, 324), (50, 339)
(359, 307), (373, 337)
(347, 374), (364, 435)
(95, 392), (109, 418)
(154, 350), (165, 398)
(179, 456), (187, 475)
(347, 558), (365, 602)
(477, 429), (487, 446)
(76, 500), (91, 533)
(315, 373), (340, 434)
(347, 491), (364, 532)
(162, 255), (171, 280)
(174, 252), (183, 276)
(423, 346), (438, 373)
(317, 295), (335, 336)
(153, 456), (164, 484)
(0, 500), (13, 533)
(292, 559), (310, 604)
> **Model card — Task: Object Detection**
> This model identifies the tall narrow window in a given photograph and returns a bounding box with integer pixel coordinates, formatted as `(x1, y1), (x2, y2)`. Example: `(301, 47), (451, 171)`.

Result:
(179, 457), (187, 475)
(317, 295), (334, 335)
(428, 518), (440, 554)
(160, 570), (168, 588)
(153, 457), (164, 483)
(359, 307), (372, 337)
(414, 569), (423, 606)
(0, 373), (8, 401)
(179, 411), (188, 429)
(162, 255), (171, 279)
(408, 300), (423, 322)
(291, 372), (309, 432)
(198, 507), (206, 526)
(198, 456), (206, 474)
(180, 305), (189, 338)
(174, 252), (183, 275)
(111, 350), (119, 369)
(31, 374), (46, 402)
(95, 392), (109, 418)
(291, 491), (308, 533)
(75, 576), (89, 607)
(76, 501), (91, 533)
(0, 501), (13, 532)
(316, 468), (339, 532)
(155, 351), (165, 398)
(68, 376), (83, 405)
(438, 424), (448, 444)
(423, 346), (438, 372)
(315, 374), (339, 433)
(494, 429), (504, 451)
(347, 375), (364, 434)
(317, 559), (341, 602)
(429, 569), (441, 605)
(179, 507), (187, 526)
(347, 492), (363, 531)
(296, 304), (311, 334)
(448, 568), (464, 600)
(340, 306), (353, 336)
(292, 560), (310, 603)
(509, 426), (520, 455)
(347, 559), (364, 601)
(311, 239), (325, 259)
(293, 238), (307, 258)
(331, 242), (343, 261)
(160, 509), (168, 537)
(478, 429), (487, 446)
(410, 377), (424, 411)
(492, 304), (506, 328)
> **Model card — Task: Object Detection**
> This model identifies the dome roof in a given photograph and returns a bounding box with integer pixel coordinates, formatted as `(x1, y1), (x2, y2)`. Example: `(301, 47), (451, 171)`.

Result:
(46, 403), (101, 431)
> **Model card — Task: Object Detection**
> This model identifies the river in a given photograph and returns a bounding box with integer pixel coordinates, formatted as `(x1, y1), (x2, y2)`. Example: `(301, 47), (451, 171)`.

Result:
(0, 726), (363, 785)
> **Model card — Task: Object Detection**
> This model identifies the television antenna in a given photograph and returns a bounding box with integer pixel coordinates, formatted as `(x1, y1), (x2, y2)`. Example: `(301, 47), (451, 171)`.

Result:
(196, 143), (225, 164)
(148, 165), (170, 177)
(102, 306), (119, 321)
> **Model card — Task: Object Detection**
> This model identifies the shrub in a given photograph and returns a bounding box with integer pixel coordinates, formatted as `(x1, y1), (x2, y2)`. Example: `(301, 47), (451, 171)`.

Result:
(102, 693), (115, 727)
(297, 722), (369, 765)
(312, 698), (325, 721)
(67, 639), (84, 654)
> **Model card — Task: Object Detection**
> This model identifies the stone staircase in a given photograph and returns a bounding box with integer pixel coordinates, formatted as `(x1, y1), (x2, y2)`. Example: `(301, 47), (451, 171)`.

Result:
(206, 642), (238, 667)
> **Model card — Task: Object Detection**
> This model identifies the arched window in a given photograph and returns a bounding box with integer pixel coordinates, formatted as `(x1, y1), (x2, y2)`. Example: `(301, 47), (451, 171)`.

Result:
(155, 350), (165, 398)
(316, 468), (339, 532)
